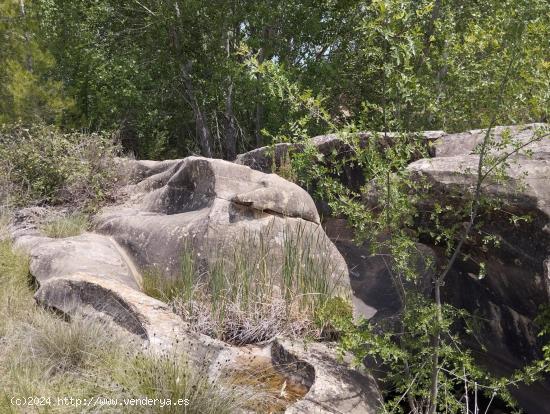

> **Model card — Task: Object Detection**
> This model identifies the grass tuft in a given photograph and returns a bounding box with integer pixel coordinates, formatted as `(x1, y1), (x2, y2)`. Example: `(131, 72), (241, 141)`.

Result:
(144, 220), (350, 345)
(0, 238), (31, 337)
(143, 246), (196, 302)
(40, 212), (90, 238)
(110, 352), (244, 414)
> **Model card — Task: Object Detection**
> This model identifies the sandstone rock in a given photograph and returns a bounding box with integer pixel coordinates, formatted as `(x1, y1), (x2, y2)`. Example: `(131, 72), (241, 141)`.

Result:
(431, 123), (549, 159)
(28, 234), (141, 289)
(235, 131), (444, 174)
(9, 208), (142, 291)
(95, 156), (349, 294)
(34, 273), (381, 413)
(278, 339), (381, 413)
(34, 273), (227, 356)
(408, 154), (550, 217)
(209, 338), (381, 414)
(407, 124), (550, 414)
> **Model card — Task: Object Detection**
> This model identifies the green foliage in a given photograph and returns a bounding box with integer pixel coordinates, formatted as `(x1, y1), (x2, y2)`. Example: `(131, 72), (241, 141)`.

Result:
(12, 0), (545, 158)
(0, 123), (120, 208)
(0, 0), (73, 124)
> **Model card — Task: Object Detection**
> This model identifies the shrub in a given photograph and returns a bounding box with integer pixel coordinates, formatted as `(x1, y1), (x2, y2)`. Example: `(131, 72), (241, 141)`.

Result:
(0, 123), (121, 209)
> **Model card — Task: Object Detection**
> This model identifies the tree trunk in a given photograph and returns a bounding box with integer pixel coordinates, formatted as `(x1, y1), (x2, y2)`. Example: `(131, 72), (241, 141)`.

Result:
(427, 279), (442, 414)
(254, 102), (264, 148)
(254, 27), (271, 148)
(181, 64), (213, 158)
(195, 108), (213, 158)
(172, 0), (213, 157)
(223, 26), (238, 160)
(18, 0), (32, 71)
(224, 81), (237, 160)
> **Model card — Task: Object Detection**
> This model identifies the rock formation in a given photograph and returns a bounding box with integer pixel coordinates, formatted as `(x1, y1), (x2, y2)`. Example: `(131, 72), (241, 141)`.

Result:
(8, 158), (380, 413)
(95, 157), (348, 290)
(237, 123), (550, 413)
(6, 124), (547, 413)
(409, 124), (550, 414)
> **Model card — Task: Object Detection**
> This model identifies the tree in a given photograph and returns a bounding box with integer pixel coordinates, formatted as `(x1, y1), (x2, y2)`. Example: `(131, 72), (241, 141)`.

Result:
(0, 0), (72, 124)
(28, 0), (548, 158)
(246, 4), (549, 411)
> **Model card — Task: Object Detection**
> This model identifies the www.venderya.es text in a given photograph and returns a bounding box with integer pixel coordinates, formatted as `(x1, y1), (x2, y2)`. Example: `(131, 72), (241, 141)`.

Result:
(11, 396), (190, 408)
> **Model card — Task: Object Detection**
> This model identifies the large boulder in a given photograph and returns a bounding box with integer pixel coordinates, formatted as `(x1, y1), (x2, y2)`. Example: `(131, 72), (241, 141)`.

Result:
(236, 123), (550, 413)
(408, 124), (550, 413)
(276, 339), (381, 413)
(235, 131), (443, 198)
(235, 131), (444, 174)
(411, 123), (550, 217)
(431, 123), (549, 159)
(95, 156), (349, 294)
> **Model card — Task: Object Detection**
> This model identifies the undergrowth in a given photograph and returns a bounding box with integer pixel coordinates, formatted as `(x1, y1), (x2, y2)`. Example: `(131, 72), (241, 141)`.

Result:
(143, 221), (350, 345)
(0, 124), (121, 210)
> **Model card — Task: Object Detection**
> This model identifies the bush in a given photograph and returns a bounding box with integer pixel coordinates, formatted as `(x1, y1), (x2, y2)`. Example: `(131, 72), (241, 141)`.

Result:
(0, 123), (121, 209)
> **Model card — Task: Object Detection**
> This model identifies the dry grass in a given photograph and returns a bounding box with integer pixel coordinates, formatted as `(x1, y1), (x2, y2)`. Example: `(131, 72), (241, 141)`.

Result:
(109, 351), (245, 414)
(0, 238), (31, 338)
(171, 298), (313, 345)
(40, 212), (90, 238)
(0, 217), (256, 414)
(144, 221), (350, 345)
